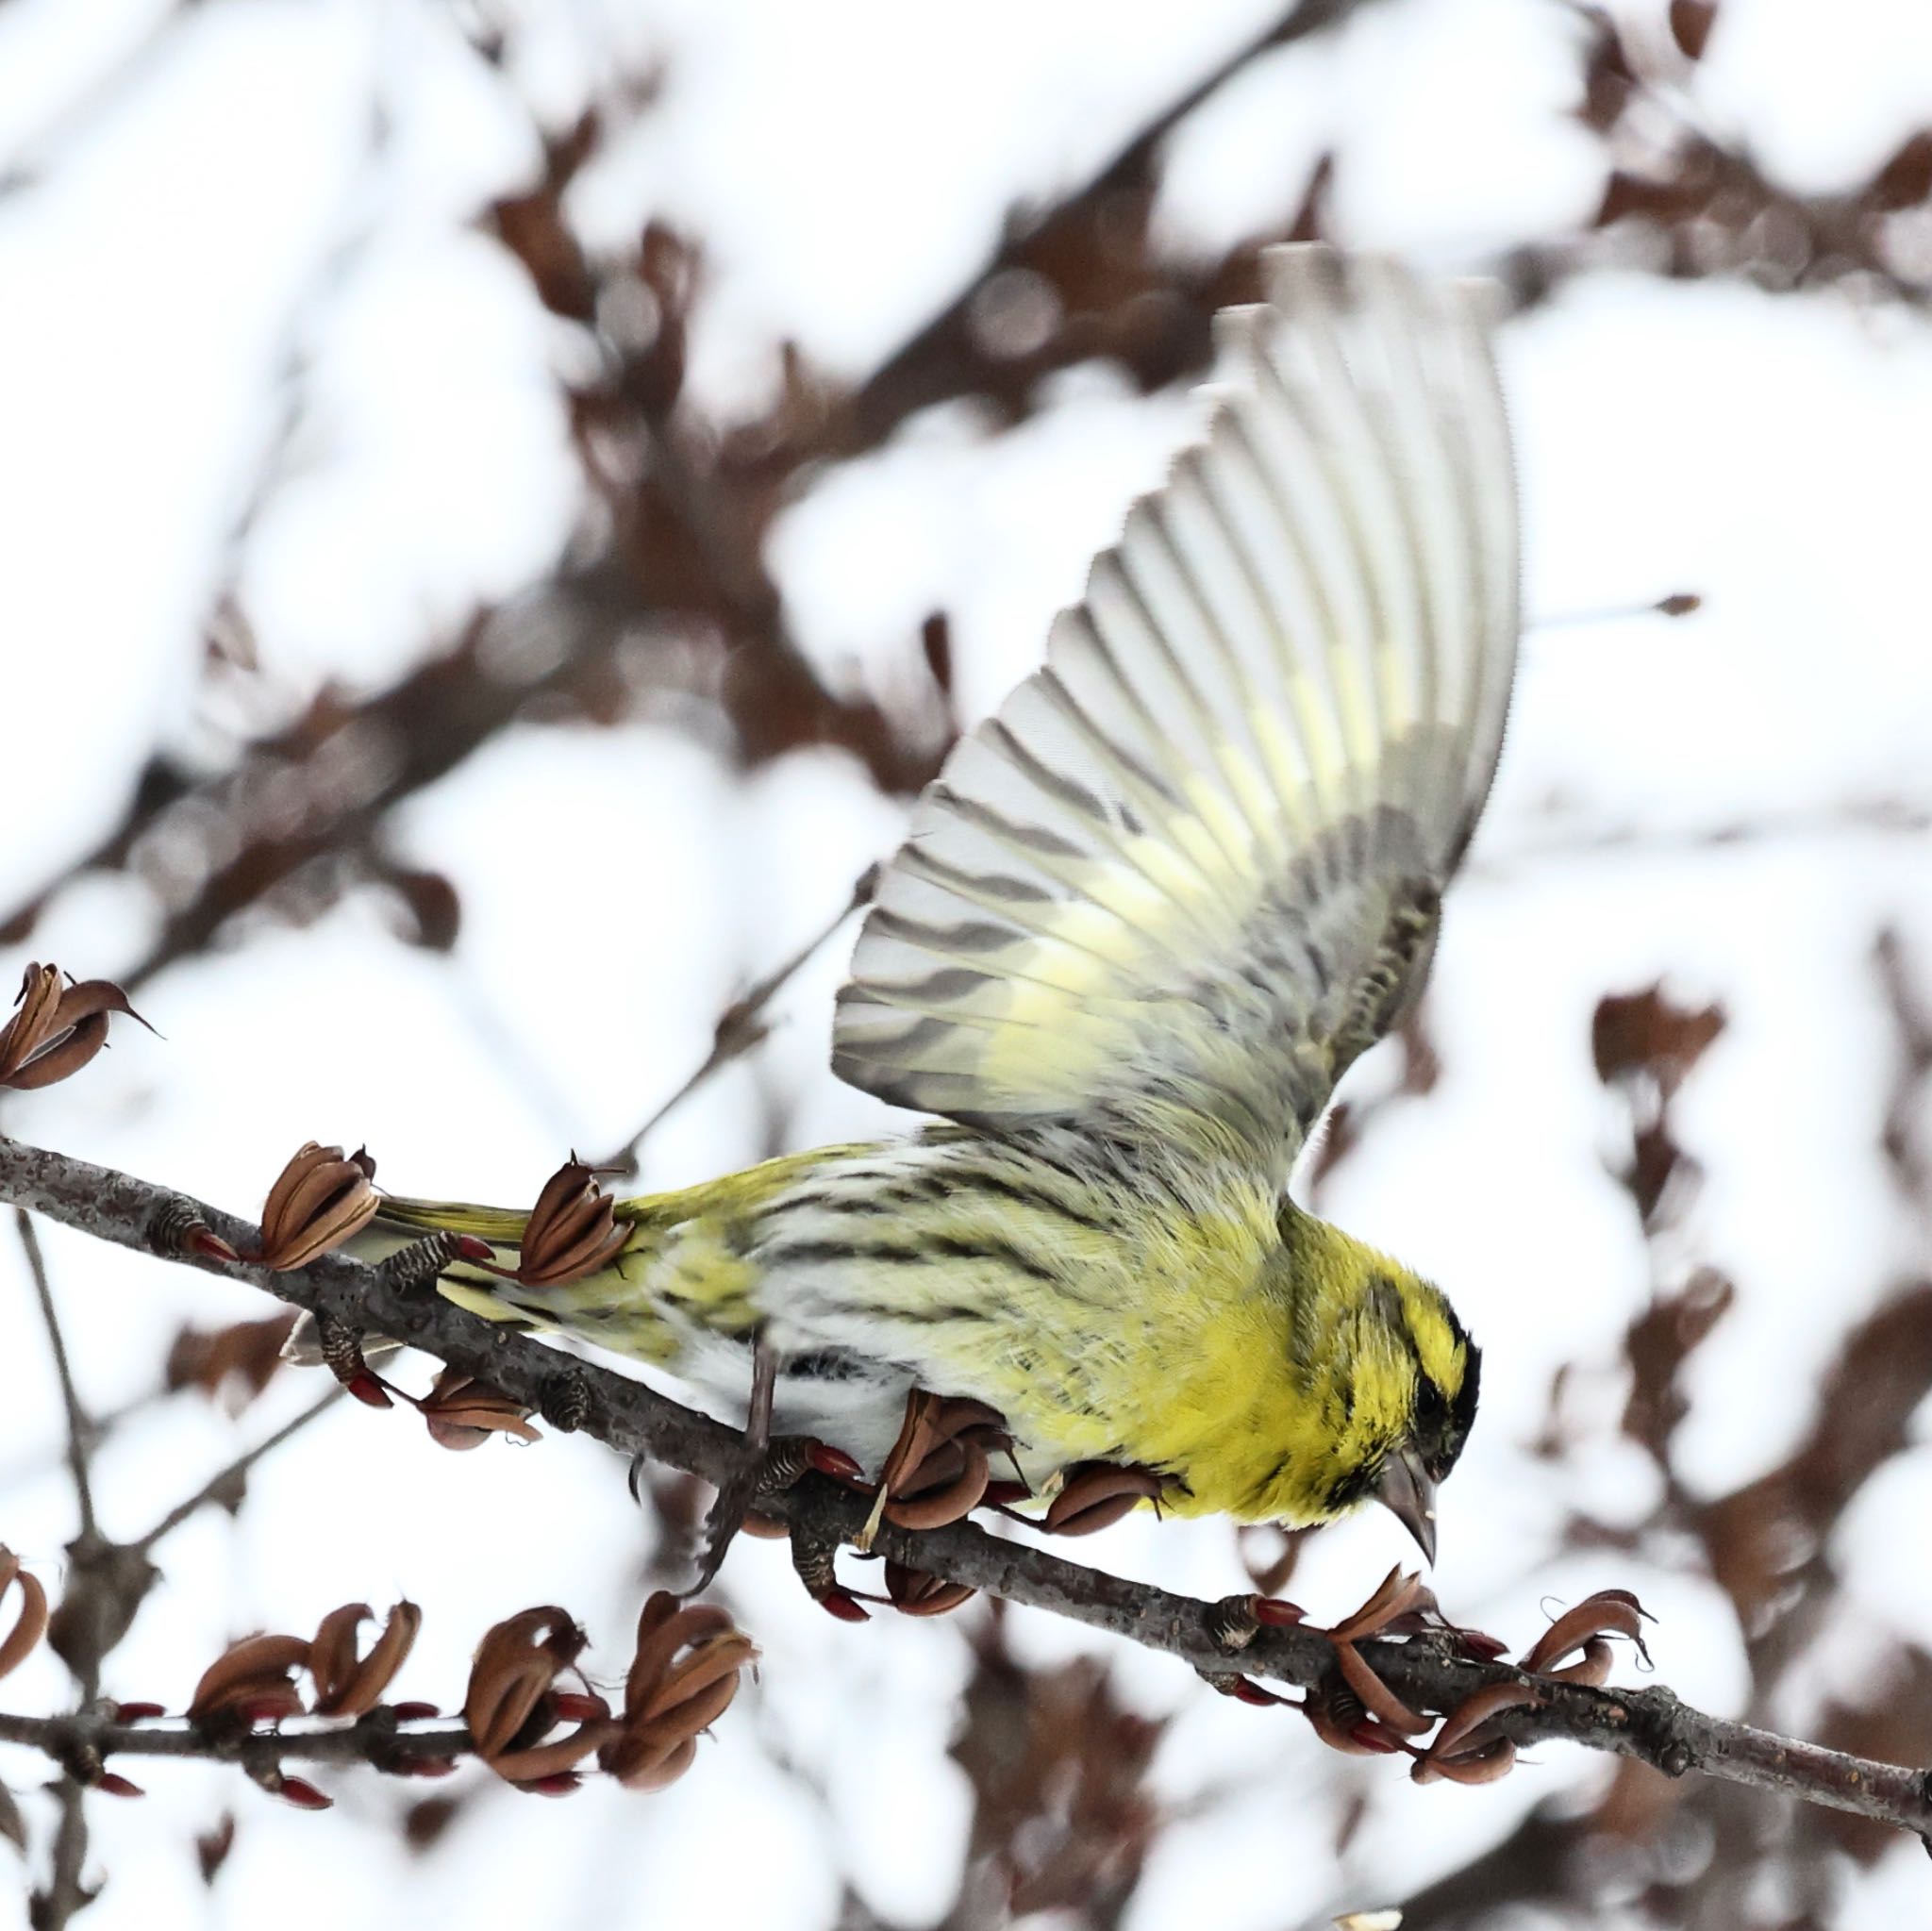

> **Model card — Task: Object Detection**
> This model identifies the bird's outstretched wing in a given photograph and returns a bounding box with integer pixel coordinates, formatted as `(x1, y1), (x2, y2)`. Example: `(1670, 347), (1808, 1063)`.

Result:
(831, 246), (1518, 1180)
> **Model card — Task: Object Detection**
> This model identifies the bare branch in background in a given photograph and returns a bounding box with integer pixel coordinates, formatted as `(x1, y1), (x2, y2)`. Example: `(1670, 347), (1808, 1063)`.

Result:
(599, 863), (877, 1177)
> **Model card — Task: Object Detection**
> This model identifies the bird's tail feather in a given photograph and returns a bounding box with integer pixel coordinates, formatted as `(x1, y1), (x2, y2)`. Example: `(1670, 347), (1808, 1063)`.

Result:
(280, 1194), (648, 1365)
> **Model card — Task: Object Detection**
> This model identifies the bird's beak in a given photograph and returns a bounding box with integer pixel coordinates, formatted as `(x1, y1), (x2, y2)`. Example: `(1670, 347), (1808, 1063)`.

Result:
(1375, 1447), (1438, 1565)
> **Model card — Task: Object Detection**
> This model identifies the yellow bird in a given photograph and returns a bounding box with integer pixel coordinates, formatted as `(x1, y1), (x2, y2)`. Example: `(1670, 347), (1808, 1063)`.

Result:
(358, 246), (1512, 1560)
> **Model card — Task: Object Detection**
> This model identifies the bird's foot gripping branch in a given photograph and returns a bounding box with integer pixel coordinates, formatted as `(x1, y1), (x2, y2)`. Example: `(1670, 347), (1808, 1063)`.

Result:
(5, 1120), (1932, 1840)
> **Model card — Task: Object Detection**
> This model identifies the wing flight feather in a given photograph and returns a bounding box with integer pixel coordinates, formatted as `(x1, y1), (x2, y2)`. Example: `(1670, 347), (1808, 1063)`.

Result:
(831, 245), (1519, 1178)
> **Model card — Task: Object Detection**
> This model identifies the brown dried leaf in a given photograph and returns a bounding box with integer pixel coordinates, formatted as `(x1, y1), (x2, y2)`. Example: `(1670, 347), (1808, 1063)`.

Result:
(1622, 1267), (1735, 1462)
(0, 964), (59, 1079)
(402, 1795), (462, 1854)
(1871, 131), (1932, 212)
(1667, 0), (1718, 62)
(1576, 13), (1638, 133)
(1330, 1642), (1430, 1737)
(1591, 987), (1724, 1096)
(1411, 1736), (1516, 1785)
(489, 1689), (612, 1785)
(1416, 1680), (1541, 1774)
(1700, 1279), (1932, 1623)
(165, 1312), (299, 1406)
(193, 1812), (234, 1884)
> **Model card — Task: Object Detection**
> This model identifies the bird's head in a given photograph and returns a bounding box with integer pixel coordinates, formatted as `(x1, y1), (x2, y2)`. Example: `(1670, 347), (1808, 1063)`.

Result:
(1269, 1209), (1481, 1561)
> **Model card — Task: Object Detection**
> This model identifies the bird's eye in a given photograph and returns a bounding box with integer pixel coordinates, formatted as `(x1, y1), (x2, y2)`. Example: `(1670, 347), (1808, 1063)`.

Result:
(1414, 1378), (1448, 1430)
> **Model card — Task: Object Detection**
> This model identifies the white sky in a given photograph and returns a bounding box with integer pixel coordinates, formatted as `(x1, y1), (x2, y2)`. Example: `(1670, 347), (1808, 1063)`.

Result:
(2, 2), (1931, 1926)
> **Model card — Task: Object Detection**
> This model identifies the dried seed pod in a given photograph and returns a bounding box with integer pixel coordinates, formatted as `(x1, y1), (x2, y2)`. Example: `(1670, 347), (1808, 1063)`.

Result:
(1411, 1681), (1541, 1785)
(1330, 1642), (1430, 1738)
(599, 1592), (758, 1790)
(1041, 1462), (1165, 1536)
(1519, 1590), (1652, 1677)
(1412, 1736), (1517, 1786)
(309, 1600), (421, 1718)
(187, 1633), (313, 1724)
(463, 1607), (585, 1767)
(1325, 1566), (1429, 1644)
(417, 1368), (541, 1451)
(500, 1160), (631, 1289)
(884, 1439), (991, 1531)
(254, 1143), (381, 1270)
(0, 963), (152, 1090)
(883, 1562), (976, 1618)
(489, 1688), (613, 1786)
(0, 1549), (49, 1681)
(0, 964), (60, 1080)
(857, 1391), (1008, 1547)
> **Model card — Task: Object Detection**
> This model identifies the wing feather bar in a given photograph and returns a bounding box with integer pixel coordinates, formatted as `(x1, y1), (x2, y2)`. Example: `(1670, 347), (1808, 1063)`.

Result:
(833, 245), (1519, 1153)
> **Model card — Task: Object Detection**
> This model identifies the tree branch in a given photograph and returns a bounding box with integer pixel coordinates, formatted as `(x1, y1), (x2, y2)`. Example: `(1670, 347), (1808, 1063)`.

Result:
(2, 1129), (1929, 1840)
(16, 1210), (97, 1548)
(128, 1388), (341, 1558)
(597, 864), (876, 1178)
(0, 1707), (472, 1779)
(16, 1207), (103, 1927)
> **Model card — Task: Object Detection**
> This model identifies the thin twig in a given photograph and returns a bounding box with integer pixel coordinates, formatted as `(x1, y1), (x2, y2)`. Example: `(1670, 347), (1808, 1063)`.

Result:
(130, 1388), (343, 1557)
(17, 1209), (97, 1544)
(2, 1133), (1930, 1838)
(0, 1707), (472, 1774)
(40, 1778), (92, 1929)
(600, 866), (876, 1178)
